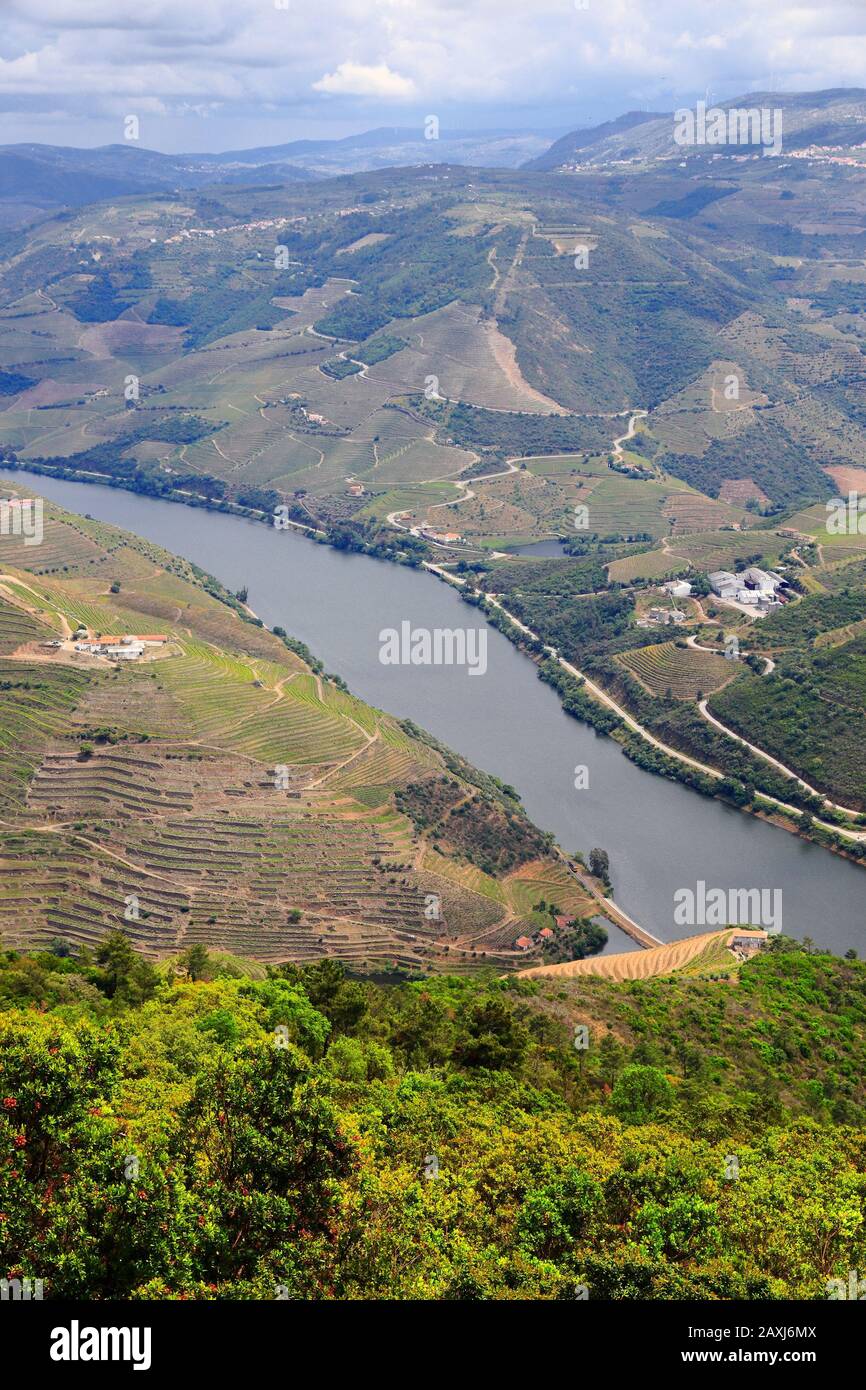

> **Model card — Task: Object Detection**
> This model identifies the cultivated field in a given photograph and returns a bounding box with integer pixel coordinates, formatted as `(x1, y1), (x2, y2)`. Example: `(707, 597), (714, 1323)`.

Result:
(617, 641), (738, 700)
(0, 490), (578, 970)
(518, 930), (754, 981)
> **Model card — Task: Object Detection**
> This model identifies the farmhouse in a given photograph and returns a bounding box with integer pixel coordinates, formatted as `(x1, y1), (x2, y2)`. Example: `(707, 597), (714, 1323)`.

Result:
(75, 638), (117, 653)
(662, 580), (692, 599)
(74, 635), (147, 660)
(514, 935), (533, 951)
(421, 527), (463, 545)
(105, 645), (145, 661)
(648, 606), (686, 626)
(75, 639), (145, 659)
(73, 632), (167, 657)
(728, 930), (769, 960)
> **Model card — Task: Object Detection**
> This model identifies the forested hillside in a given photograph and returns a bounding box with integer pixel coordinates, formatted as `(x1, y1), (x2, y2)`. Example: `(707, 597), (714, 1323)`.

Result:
(2, 938), (864, 1299)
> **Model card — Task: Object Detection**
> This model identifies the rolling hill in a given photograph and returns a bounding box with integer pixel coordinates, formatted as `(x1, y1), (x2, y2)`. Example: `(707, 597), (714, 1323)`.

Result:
(524, 88), (866, 169)
(0, 481), (599, 971)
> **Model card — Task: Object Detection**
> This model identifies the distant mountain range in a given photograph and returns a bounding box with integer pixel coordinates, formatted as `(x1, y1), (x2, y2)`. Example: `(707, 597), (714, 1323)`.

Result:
(4, 90), (866, 232)
(190, 126), (562, 172)
(524, 88), (866, 169)
(0, 126), (564, 228)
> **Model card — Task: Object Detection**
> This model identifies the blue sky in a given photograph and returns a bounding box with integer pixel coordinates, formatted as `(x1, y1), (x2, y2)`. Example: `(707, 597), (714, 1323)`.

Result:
(1, 1), (865, 151)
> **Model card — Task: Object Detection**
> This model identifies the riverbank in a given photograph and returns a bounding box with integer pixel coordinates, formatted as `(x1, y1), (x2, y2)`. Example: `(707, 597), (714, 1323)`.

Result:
(7, 456), (864, 868)
(435, 567), (866, 866)
(5, 465), (865, 953)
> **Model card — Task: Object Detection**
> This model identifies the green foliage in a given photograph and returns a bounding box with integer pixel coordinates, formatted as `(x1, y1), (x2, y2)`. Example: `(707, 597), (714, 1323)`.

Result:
(313, 205), (495, 341)
(710, 633), (866, 810)
(1, 942), (866, 1298)
(354, 333), (407, 365)
(658, 417), (829, 509)
(410, 396), (615, 456)
(646, 185), (736, 219)
(149, 276), (290, 347)
(395, 774), (553, 875)
(321, 357), (362, 380)
(480, 555), (610, 601)
(94, 931), (159, 1004)
(67, 271), (130, 323)
(175, 1041), (354, 1294)
(610, 1065), (675, 1123)
(0, 369), (34, 396)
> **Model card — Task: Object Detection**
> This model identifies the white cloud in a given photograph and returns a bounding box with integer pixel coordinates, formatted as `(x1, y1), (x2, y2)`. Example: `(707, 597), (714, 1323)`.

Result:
(1, 2), (866, 146)
(313, 61), (417, 99)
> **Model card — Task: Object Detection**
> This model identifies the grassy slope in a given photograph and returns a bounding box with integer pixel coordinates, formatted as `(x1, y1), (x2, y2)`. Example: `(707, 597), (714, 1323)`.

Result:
(0, 484), (594, 970)
(709, 587), (866, 809)
(523, 943), (866, 1123)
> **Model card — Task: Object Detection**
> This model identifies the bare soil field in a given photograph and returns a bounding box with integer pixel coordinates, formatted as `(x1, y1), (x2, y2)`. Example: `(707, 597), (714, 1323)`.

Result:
(518, 930), (752, 981)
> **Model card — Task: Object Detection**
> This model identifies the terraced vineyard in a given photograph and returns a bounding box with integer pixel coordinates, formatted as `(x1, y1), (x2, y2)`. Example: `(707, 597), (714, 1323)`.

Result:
(617, 641), (738, 700)
(0, 506), (119, 576)
(0, 494), (578, 971)
(0, 659), (95, 813)
(518, 929), (750, 981)
(607, 549), (690, 582)
(0, 593), (58, 651)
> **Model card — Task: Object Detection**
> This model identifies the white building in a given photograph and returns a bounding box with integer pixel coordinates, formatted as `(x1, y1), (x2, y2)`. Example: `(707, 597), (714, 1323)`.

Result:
(662, 580), (692, 599)
(708, 570), (740, 599)
(74, 640), (145, 660)
(709, 568), (784, 605)
(105, 644), (144, 661)
(738, 566), (782, 597)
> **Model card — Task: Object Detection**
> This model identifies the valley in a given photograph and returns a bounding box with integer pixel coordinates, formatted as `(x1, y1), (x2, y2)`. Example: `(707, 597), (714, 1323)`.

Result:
(8, 466), (866, 957)
(3, 56), (866, 1317)
(2, 120), (866, 872)
(0, 480), (610, 973)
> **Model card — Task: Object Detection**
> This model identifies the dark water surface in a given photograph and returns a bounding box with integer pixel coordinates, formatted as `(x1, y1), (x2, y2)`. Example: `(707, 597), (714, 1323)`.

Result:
(7, 470), (864, 953)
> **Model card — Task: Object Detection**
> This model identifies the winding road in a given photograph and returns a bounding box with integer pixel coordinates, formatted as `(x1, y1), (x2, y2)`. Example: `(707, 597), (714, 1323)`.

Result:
(420, 561), (866, 846)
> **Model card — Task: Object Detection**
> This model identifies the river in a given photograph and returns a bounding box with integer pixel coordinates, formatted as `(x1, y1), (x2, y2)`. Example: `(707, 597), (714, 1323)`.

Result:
(6, 469), (865, 954)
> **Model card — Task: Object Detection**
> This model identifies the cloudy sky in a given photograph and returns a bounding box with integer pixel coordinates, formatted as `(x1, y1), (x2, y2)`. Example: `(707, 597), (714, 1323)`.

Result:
(1, 0), (866, 151)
